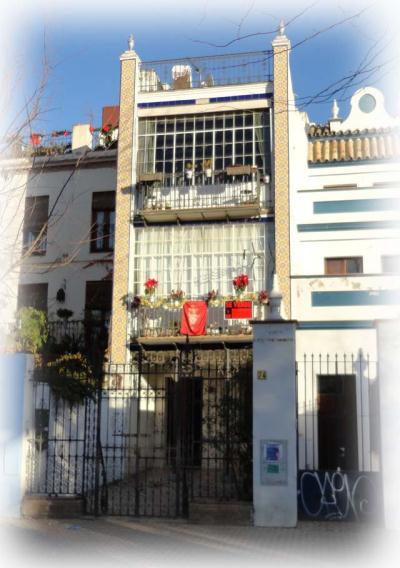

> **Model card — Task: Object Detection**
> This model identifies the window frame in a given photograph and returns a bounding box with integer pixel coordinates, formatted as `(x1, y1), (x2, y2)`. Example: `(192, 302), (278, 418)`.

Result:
(90, 191), (115, 253)
(22, 196), (49, 256)
(324, 257), (363, 275)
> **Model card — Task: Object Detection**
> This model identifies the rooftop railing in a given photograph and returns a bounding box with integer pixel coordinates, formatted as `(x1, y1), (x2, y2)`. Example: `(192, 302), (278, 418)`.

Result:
(139, 50), (272, 93)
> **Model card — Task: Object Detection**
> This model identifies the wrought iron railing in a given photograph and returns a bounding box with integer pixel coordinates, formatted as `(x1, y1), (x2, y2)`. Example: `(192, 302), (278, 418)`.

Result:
(47, 319), (109, 354)
(139, 50), (272, 93)
(131, 301), (267, 339)
(139, 179), (270, 212)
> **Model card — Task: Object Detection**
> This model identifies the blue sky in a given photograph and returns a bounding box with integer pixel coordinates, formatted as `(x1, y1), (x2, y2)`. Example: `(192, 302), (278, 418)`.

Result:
(2, 0), (399, 136)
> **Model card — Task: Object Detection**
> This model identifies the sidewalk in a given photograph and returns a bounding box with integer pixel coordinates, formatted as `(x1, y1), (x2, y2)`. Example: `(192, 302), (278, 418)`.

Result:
(1, 516), (398, 568)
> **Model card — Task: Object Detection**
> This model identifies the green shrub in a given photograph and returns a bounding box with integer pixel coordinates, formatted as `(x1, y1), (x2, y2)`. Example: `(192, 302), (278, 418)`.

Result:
(15, 307), (48, 354)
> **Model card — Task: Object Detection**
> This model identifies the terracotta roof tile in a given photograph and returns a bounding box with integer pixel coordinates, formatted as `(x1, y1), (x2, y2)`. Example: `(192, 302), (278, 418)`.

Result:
(307, 124), (400, 163)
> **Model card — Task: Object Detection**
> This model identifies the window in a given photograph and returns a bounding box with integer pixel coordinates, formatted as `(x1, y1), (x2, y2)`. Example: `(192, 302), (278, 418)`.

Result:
(382, 255), (400, 274)
(23, 196), (49, 255)
(85, 280), (112, 324)
(91, 192), (115, 252)
(133, 222), (267, 298)
(137, 110), (271, 182)
(17, 283), (48, 312)
(325, 257), (363, 275)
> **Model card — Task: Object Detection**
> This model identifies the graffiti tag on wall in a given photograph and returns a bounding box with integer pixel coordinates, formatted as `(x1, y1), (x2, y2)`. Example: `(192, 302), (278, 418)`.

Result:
(298, 469), (382, 522)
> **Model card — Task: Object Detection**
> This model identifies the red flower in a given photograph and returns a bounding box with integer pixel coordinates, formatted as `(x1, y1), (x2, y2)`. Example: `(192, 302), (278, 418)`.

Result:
(102, 125), (110, 133)
(89, 125), (95, 134)
(144, 278), (158, 293)
(233, 273), (249, 291)
(258, 290), (269, 304)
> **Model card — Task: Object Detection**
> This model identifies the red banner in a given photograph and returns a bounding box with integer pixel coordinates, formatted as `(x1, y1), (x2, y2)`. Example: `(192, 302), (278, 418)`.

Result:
(180, 301), (207, 336)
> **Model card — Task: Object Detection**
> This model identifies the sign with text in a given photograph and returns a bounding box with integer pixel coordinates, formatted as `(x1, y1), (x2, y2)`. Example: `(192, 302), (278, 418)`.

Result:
(260, 439), (288, 485)
(224, 300), (252, 320)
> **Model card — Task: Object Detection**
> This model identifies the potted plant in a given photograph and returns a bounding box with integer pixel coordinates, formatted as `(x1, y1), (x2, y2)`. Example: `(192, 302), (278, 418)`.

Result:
(169, 289), (185, 307)
(257, 290), (269, 305)
(100, 123), (115, 149)
(233, 273), (249, 298)
(203, 159), (212, 178)
(185, 162), (193, 180)
(144, 278), (158, 299)
(206, 289), (219, 306)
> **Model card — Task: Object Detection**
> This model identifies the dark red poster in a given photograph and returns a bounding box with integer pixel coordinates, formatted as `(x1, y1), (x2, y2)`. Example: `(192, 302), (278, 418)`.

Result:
(180, 301), (208, 336)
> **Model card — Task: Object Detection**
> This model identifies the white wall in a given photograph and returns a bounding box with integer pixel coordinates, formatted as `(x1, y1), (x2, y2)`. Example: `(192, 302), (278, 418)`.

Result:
(17, 156), (116, 320)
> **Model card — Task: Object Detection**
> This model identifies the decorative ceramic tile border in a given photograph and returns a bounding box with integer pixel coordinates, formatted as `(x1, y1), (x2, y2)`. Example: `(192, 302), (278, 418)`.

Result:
(272, 40), (291, 317)
(110, 55), (136, 363)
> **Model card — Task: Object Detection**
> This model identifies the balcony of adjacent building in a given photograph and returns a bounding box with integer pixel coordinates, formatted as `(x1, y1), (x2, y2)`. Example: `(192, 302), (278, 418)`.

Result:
(135, 167), (273, 222)
(129, 295), (269, 347)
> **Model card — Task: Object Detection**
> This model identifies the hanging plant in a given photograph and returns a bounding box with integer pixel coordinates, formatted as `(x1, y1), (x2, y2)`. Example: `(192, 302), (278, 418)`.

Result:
(44, 352), (97, 405)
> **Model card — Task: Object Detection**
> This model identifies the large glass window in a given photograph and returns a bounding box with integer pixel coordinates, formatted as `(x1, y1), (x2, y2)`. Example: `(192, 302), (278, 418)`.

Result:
(132, 222), (268, 297)
(137, 110), (271, 182)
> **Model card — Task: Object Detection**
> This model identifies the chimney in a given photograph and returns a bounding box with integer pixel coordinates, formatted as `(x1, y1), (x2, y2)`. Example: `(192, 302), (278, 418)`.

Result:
(72, 124), (93, 152)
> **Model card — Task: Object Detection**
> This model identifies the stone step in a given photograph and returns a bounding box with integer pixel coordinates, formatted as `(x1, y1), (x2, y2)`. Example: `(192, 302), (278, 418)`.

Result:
(188, 500), (252, 526)
(22, 495), (84, 519)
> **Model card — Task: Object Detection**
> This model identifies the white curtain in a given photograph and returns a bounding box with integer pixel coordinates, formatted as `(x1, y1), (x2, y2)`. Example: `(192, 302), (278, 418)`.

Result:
(133, 223), (268, 297)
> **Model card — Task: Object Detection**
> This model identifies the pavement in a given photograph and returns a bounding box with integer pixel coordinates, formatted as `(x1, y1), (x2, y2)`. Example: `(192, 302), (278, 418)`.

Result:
(1, 516), (399, 568)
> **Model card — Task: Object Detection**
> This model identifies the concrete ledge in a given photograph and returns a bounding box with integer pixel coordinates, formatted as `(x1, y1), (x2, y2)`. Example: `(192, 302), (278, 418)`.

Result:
(189, 500), (252, 526)
(22, 495), (84, 518)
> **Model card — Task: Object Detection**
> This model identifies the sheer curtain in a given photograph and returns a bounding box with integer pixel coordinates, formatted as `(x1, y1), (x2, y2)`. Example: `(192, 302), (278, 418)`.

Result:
(133, 223), (267, 297)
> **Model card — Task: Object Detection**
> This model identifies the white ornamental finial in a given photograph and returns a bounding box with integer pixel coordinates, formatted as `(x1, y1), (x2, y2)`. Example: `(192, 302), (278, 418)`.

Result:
(279, 20), (285, 36)
(331, 99), (339, 120)
(128, 34), (134, 51)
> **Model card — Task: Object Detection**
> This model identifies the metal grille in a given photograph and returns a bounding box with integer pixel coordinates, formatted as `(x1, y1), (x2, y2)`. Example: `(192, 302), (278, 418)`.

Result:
(139, 51), (272, 92)
(26, 346), (253, 518)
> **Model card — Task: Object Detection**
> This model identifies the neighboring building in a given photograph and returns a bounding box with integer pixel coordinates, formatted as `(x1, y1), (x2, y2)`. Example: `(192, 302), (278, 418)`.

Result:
(0, 125), (117, 349)
(289, 86), (400, 472)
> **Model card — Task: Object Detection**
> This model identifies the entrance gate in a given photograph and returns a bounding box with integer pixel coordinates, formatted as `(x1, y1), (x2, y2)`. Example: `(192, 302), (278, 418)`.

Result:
(26, 346), (253, 518)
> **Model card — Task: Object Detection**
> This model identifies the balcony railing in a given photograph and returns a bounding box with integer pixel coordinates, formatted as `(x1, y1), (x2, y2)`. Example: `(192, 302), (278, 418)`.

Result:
(139, 50), (272, 93)
(137, 172), (272, 218)
(131, 301), (268, 341)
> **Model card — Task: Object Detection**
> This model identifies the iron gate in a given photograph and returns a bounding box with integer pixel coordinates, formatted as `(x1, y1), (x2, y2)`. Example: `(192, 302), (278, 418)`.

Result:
(26, 346), (253, 517)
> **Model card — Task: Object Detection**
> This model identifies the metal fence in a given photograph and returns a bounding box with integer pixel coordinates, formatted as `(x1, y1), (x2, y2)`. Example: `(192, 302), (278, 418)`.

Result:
(139, 50), (272, 93)
(26, 347), (253, 517)
(131, 302), (267, 339)
(138, 178), (273, 212)
(296, 353), (380, 473)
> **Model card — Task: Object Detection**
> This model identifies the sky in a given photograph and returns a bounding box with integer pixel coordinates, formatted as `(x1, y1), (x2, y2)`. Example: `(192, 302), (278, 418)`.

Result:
(1, 0), (399, 137)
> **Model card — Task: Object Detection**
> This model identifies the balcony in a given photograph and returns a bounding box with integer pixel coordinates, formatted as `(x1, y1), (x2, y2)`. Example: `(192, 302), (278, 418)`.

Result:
(136, 170), (272, 222)
(130, 300), (268, 346)
(139, 50), (272, 93)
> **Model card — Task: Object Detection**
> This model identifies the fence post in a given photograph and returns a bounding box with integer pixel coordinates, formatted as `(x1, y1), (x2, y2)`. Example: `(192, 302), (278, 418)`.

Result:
(251, 275), (297, 527)
(376, 318), (400, 530)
